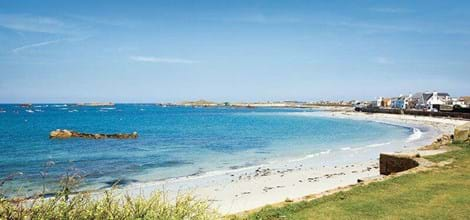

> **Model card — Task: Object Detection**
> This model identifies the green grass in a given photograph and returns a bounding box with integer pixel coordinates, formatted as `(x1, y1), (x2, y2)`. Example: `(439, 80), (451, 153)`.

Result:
(231, 142), (470, 220)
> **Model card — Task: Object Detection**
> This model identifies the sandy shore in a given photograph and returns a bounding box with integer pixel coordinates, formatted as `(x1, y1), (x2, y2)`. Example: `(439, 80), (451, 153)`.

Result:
(117, 110), (468, 214)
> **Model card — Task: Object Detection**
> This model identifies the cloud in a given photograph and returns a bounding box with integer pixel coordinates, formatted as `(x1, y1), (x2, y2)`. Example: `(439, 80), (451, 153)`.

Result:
(325, 21), (422, 33)
(10, 36), (90, 54)
(11, 39), (63, 53)
(65, 14), (134, 28)
(325, 20), (470, 36)
(369, 7), (414, 14)
(0, 13), (133, 36)
(130, 56), (199, 64)
(0, 14), (72, 34)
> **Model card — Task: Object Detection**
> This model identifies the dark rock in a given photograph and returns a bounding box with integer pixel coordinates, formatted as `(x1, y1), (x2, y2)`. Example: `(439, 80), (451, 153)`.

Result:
(379, 153), (419, 175)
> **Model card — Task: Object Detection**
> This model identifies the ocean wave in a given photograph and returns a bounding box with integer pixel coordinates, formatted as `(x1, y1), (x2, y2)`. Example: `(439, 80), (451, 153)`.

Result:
(288, 149), (332, 162)
(149, 163), (265, 184)
(341, 142), (392, 152)
(366, 142), (392, 148)
(406, 128), (423, 143)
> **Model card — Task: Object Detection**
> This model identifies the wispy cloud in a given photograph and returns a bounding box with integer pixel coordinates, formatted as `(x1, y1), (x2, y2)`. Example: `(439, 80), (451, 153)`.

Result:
(369, 7), (413, 14)
(324, 21), (422, 33)
(130, 56), (199, 64)
(65, 14), (134, 28)
(11, 36), (90, 54)
(11, 39), (63, 53)
(322, 20), (470, 36)
(0, 14), (72, 34)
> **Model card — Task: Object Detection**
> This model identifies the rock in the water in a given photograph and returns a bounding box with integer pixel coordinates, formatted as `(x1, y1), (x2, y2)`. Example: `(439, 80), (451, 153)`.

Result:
(49, 129), (138, 139)
(49, 129), (73, 139)
(379, 153), (420, 175)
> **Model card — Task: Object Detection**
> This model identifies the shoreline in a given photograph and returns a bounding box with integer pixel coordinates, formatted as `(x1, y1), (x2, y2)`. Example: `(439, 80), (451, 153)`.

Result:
(112, 109), (467, 214)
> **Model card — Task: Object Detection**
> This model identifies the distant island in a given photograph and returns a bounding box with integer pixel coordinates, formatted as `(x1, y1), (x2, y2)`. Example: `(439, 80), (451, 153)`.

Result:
(76, 102), (115, 107)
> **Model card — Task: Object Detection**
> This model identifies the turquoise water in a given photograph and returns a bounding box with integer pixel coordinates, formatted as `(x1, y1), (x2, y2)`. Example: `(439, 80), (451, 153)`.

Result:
(0, 104), (411, 196)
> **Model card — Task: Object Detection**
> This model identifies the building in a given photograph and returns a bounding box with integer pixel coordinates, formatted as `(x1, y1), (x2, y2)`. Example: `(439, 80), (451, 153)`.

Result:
(411, 92), (433, 109)
(426, 92), (452, 111)
(376, 97), (392, 108)
(462, 96), (470, 105)
(391, 96), (406, 109)
(403, 94), (414, 109)
(454, 96), (470, 108)
(376, 97), (383, 107)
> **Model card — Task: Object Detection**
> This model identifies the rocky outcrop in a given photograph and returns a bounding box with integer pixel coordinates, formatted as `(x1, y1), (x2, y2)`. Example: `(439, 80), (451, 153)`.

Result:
(420, 134), (453, 150)
(379, 153), (420, 175)
(454, 123), (470, 142)
(50, 129), (138, 139)
(49, 129), (73, 138)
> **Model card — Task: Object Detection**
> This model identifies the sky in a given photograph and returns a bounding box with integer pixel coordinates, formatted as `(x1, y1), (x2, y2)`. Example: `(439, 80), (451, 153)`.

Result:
(0, 0), (469, 103)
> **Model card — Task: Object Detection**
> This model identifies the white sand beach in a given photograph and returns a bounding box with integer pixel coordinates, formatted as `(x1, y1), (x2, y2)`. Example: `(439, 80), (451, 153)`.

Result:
(118, 110), (468, 215)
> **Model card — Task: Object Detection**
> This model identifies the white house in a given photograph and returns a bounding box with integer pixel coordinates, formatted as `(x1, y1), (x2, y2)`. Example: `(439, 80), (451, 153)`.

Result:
(377, 97), (383, 107)
(426, 92), (452, 110)
(403, 94), (413, 109)
(453, 98), (465, 107)
(453, 96), (470, 108)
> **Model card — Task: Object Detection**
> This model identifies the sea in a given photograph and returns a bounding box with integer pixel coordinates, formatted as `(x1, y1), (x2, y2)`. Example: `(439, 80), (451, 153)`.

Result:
(0, 104), (415, 197)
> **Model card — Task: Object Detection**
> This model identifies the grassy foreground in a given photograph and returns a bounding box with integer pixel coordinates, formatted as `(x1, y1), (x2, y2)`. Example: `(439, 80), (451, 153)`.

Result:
(231, 142), (470, 220)
(0, 191), (218, 219)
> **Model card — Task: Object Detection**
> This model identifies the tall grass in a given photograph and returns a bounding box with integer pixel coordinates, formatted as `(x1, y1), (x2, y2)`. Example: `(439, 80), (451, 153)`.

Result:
(0, 190), (219, 219)
(0, 161), (219, 219)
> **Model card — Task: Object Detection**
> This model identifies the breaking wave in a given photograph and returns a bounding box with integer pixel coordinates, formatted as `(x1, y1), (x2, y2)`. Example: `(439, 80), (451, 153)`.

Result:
(407, 128), (422, 143)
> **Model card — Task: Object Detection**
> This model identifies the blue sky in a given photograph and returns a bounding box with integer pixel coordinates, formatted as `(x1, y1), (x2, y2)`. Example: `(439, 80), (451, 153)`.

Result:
(1, 0), (469, 103)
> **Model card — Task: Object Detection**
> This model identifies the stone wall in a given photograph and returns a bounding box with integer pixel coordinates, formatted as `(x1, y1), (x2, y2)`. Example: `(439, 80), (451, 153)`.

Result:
(379, 153), (420, 175)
